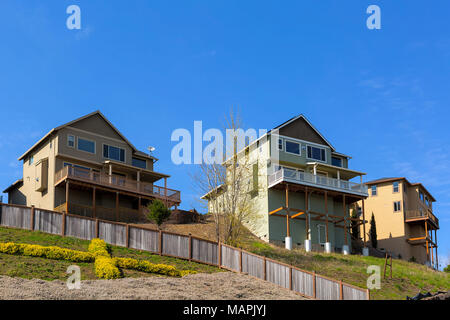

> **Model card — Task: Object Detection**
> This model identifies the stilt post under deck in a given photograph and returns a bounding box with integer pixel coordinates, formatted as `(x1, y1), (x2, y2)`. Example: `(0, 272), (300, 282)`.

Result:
(325, 192), (329, 243)
(92, 187), (96, 218)
(343, 195), (347, 245)
(286, 185), (290, 237)
(65, 181), (70, 213)
(362, 199), (367, 244)
(435, 230), (438, 269)
(115, 192), (119, 221)
(425, 221), (429, 265)
(305, 188), (309, 240)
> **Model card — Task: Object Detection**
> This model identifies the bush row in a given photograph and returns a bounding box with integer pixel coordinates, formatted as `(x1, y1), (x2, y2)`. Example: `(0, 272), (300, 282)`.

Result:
(89, 238), (122, 279)
(114, 257), (197, 277)
(0, 242), (94, 262)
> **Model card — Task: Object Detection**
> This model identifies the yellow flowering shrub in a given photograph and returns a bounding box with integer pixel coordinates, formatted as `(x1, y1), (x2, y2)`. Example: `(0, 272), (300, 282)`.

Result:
(0, 242), (94, 262)
(88, 238), (109, 257)
(94, 256), (122, 279)
(113, 257), (197, 277)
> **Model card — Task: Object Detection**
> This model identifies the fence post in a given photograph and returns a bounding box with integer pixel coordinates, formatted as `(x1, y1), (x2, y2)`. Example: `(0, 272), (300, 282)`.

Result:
(340, 280), (343, 300)
(239, 248), (243, 273)
(188, 233), (192, 261)
(61, 212), (66, 237)
(218, 241), (222, 268)
(289, 267), (293, 290)
(126, 224), (130, 248)
(366, 289), (370, 300)
(159, 230), (163, 256)
(30, 206), (35, 231)
(263, 257), (267, 280)
(95, 219), (99, 238)
(313, 272), (317, 299)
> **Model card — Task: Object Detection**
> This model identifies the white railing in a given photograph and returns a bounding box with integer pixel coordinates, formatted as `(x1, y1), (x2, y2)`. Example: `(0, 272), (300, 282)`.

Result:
(268, 167), (368, 195)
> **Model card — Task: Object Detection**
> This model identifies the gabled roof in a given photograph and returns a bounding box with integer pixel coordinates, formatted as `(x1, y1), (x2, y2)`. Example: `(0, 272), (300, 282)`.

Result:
(269, 114), (336, 151)
(3, 179), (23, 193)
(365, 177), (436, 202)
(18, 111), (153, 161)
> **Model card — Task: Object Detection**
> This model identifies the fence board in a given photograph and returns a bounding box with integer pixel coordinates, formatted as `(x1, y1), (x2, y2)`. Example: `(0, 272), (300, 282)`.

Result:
(266, 260), (290, 289)
(292, 269), (315, 297)
(162, 233), (189, 259)
(342, 285), (367, 300)
(242, 252), (264, 279)
(129, 227), (159, 253)
(316, 276), (341, 300)
(221, 245), (240, 271)
(192, 238), (218, 265)
(34, 210), (62, 235)
(0, 205), (31, 229)
(99, 221), (127, 247)
(65, 215), (95, 240)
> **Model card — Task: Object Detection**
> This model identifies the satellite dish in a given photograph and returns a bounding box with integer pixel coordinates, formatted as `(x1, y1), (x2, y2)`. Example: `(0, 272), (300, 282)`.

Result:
(147, 146), (156, 154)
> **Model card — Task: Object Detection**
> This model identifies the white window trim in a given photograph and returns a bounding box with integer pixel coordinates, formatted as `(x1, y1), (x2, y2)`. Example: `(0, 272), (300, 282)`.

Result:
(394, 201), (401, 212)
(277, 138), (284, 151)
(77, 137), (96, 155)
(306, 145), (327, 163)
(393, 182), (399, 193)
(67, 134), (75, 148)
(284, 140), (301, 156)
(103, 143), (126, 163)
(371, 185), (377, 196)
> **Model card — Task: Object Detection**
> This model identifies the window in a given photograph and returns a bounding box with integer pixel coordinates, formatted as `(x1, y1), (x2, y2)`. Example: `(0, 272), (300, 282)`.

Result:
(132, 157), (147, 169)
(277, 138), (283, 151)
(371, 185), (377, 196)
(425, 196), (430, 207)
(318, 225), (326, 245)
(419, 191), (424, 202)
(393, 181), (399, 193)
(285, 141), (300, 155)
(307, 146), (326, 162)
(394, 201), (401, 212)
(67, 135), (75, 148)
(331, 156), (342, 167)
(103, 144), (125, 162)
(29, 155), (34, 166)
(77, 138), (95, 154)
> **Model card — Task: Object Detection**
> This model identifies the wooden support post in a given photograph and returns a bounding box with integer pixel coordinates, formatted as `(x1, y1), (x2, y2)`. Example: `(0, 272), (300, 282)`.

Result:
(305, 189), (309, 240)
(30, 206), (35, 231)
(366, 289), (370, 300)
(164, 177), (168, 207)
(289, 267), (293, 290)
(65, 181), (70, 213)
(95, 219), (99, 238)
(126, 224), (129, 248)
(425, 221), (429, 264)
(115, 192), (119, 222)
(362, 199), (367, 245)
(435, 230), (438, 269)
(343, 195), (348, 245)
(159, 230), (163, 255)
(313, 271), (316, 299)
(325, 192), (329, 243)
(188, 233), (192, 261)
(239, 248), (243, 273)
(218, 241), (222, 268)
(263, 257), (267, 280)
(339, 280), (343, 300)
(61, 212), (66, 237)
(286, 185), (290, 237)
(92, 187), (96, 218)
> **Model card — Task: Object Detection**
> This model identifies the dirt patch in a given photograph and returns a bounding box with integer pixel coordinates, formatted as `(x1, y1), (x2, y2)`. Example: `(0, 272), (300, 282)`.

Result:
(0, 272), (308, 300)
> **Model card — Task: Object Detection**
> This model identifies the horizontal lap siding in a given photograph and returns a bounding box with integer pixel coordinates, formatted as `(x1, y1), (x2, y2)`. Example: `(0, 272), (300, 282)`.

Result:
(316, 276), (340, 300)
(292, 269), (314, 297)
(162, 233), (189, 259)
(192, 239), (218, 265)
(242, 253), (264, 279)
(343, 285), (366, 300)
(65, 215), (95, 240)
(0, 206), (31, 229)
(266, 260), (290, 289)
(129, 227), (159, 253)
(34, 210), (62, 234)
(221, 245), (240, 271)
(99, 222), (126, 247)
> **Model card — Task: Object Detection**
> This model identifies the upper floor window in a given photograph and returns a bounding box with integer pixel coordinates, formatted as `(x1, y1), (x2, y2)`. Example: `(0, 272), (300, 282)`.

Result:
(393, 181), (399, 193)
(419, 191), (424, 202)
(132, 157), (147, 169)
(371, 185), (377, 196)
(67, 135), (75, 148)
(425, 196), (430, 207)
(77, 138), (96, 154)
(29, 155), (34, 166)
(394, 201), (401, 212)
(285, 140), (301, 155)
(307, 145), (326, 162)
(277, 138), (283, 151)
(103, 144), (125, 162)
(331, 156), (342, 167)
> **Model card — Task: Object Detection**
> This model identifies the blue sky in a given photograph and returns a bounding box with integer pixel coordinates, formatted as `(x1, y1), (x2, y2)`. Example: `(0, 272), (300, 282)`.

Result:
(0, 1), (449, 268)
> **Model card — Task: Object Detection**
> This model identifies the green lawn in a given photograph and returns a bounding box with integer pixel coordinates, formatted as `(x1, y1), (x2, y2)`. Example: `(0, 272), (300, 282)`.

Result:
(242, 239), (449, 300)
(0, 226), (220, 281)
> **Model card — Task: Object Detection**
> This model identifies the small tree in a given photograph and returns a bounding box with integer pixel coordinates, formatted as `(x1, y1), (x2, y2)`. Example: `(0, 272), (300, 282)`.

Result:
(369, 212), (377, 249)
(145, 200), (171, 229)
(444, 265), (450, 273)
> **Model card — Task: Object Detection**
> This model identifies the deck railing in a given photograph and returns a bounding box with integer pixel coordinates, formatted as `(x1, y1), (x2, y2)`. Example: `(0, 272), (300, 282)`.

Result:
(268, 167), (368, 196)
(405, 209), (439, 228)
(54, 166), (181, 203)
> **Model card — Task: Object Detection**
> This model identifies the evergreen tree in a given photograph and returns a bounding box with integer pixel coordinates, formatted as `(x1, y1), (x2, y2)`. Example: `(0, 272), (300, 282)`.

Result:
(369, 212), (377, 249)
(145, 200), (171, 229)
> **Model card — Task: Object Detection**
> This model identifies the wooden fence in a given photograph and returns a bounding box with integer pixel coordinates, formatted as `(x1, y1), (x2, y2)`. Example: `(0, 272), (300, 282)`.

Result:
(0, 203), (369, 300)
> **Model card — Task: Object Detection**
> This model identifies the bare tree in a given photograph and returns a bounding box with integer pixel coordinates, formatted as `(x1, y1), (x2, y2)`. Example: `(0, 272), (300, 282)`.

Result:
(194, 110), (262, 246)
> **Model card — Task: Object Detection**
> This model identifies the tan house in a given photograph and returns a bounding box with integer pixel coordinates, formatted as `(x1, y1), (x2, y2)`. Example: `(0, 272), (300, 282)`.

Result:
(358, 177), (439, 268)
(3, 111), (181, 222)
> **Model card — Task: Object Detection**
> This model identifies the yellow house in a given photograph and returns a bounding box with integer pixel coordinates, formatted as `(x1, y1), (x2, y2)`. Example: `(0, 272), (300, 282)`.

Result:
(3, 111), (181, 222)
(358, 177), (439, 268)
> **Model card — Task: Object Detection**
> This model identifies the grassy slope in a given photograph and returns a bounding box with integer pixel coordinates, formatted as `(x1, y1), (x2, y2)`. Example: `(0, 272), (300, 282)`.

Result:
(136, 219), (449, 300)
(0, 226), (219, 281)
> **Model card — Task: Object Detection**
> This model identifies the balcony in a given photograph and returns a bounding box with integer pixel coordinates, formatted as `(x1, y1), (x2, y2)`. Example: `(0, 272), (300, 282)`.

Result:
(54, 166), (181, 204)
(405, 209), (439, 229)
(268, 167), (368, 197)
